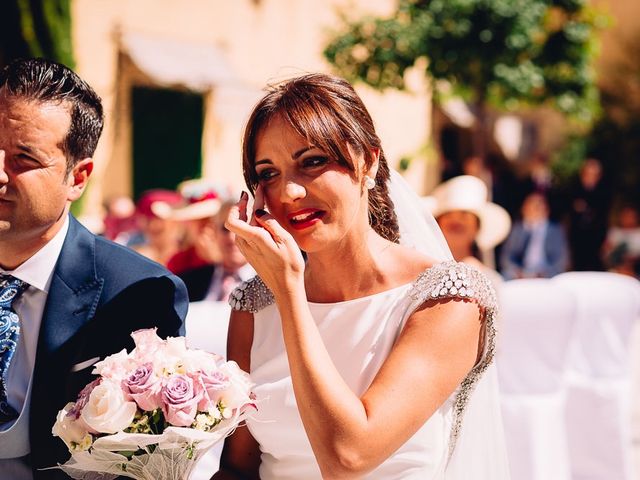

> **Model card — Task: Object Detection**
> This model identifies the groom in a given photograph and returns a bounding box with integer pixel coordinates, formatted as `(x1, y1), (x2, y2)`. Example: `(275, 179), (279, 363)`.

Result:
(0, 58), (188, 479)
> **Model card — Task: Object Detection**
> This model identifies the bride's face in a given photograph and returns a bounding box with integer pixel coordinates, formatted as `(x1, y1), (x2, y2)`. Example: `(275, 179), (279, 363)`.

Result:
(253, 115), (371, 253)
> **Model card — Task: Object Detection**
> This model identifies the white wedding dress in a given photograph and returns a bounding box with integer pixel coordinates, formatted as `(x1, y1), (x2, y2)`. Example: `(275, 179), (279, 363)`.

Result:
(229, 260), (511, 479)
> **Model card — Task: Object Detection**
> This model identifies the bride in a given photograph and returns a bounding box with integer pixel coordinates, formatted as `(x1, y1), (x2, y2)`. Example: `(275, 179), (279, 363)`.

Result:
(213, 73), (510, 479)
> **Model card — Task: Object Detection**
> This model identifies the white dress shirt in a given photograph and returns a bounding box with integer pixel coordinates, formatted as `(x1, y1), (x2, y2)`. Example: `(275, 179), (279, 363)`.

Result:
(523, 220), (548, 275)
(1, 217), (69, 427)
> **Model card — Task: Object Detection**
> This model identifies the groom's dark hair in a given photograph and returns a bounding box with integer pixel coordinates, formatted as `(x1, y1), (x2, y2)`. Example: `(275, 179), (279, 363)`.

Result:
(0, 57), (104, 175)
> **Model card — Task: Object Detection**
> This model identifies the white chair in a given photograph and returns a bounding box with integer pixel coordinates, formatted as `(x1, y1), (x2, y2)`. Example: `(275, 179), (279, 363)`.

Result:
(185, 300), (231, 358)
(185, 300), (232, 480)
(496, 278), (578, 480)
(553, 272), (640, 480)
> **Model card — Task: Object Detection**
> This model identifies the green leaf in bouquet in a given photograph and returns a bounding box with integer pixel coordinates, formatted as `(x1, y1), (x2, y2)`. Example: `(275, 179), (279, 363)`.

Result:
(186, 444), (195, 460)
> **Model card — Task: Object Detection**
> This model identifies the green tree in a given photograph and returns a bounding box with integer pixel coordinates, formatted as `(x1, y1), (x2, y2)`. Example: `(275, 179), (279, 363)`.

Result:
(324, 0), (606, 158)
(1, 0), (78, 210)
(0, 0), (75, 68)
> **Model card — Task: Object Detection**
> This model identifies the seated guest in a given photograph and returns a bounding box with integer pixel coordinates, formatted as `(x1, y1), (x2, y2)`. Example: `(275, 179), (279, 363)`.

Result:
(423, 175), (511, 286)
(500, 192), (569, 280)
(103, 195), (137, 243)
(166, 179), (223, 275)
(131, 189), (184, 266)
(603, 204), (640, 278)
(176, 200), (254, 302)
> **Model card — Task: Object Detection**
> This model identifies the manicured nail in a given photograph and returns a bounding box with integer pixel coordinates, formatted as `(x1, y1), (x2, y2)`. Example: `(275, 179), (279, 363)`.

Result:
(241, 191), (248, 201)
(255, 208), (267, 218)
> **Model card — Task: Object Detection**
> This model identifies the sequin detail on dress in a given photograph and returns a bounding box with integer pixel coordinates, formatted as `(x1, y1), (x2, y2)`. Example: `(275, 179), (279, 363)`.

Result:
(408, 260), (498, 460)
(228, 276), (275, 313)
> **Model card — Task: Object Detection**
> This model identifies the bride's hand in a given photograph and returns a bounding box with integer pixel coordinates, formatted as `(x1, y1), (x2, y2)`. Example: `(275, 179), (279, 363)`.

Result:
(225, 186), (306, 297)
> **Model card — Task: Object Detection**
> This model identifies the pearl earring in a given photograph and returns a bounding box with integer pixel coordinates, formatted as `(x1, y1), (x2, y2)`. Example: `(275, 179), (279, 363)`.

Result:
(364, 175), (376, 190)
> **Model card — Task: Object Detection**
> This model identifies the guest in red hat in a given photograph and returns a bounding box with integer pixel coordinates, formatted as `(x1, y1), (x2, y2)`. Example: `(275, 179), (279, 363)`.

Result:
(132, 189), (184, 265)
(175, 199), (254, 302)
(166, 179), (223, 275)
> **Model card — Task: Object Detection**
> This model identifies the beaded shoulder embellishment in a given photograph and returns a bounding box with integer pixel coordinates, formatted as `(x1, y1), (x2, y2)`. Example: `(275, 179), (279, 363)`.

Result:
(409, 260), (498, 460)
(228, 276), (275, 313)
(408, 260), (497, 311)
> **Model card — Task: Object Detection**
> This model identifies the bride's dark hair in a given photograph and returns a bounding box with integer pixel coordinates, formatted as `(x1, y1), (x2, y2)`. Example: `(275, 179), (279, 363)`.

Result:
(242, 73), (400, 243)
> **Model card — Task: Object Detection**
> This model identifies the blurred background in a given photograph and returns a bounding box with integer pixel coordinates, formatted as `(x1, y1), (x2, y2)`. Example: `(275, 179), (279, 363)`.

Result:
(2, 0), (639, 277)
(2, 1), (640, 478)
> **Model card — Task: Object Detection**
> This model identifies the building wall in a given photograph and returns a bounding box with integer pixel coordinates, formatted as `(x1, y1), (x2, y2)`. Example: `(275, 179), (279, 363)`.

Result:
(594, 0), (640, 75)
(71, 0), (433, 216)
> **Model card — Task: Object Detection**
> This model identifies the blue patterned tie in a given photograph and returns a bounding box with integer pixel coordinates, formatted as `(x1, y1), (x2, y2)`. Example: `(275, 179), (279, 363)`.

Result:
(0, 275), (28, 423)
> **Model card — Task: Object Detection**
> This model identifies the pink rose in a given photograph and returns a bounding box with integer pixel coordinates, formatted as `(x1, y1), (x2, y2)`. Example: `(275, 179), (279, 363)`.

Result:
(93, 349), (134, 381)
(196, 370), (230, 412)
(122, 363), (162, 411)
(161, 374), (203, 427)
(131, 328), (164, 363)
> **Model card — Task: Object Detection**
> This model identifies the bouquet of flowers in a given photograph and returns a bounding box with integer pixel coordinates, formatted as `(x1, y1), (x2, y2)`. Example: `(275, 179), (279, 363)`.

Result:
(50, 328), (255, 480)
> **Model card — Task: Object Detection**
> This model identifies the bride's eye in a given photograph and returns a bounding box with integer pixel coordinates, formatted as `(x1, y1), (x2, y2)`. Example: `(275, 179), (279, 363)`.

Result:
(301, 156), (329, 169)
(256, 168), (278, 183)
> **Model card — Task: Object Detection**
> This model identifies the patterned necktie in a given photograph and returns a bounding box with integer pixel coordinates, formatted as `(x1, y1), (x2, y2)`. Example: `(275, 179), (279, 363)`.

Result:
(0, 275), (29, 423)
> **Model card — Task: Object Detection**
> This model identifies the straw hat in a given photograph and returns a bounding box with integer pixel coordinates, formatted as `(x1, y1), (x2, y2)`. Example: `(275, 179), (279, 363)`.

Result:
(422, 175), (511, 250)
(169, 179), (222, 221)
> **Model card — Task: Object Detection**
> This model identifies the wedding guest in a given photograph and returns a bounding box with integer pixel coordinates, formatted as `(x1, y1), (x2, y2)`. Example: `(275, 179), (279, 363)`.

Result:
(603, 204), (640, 278)
(131, 189), (184, 266)
(0, 58), (188, 479)
(500, 192), (569, 280)
(176, 200), (254, 302)
(166, 178), (227, 275)
(213, 73), (510, 479)
(102, 194), (137, 243)
(516, 151), (562, 219)
(423, 175), (511, 286)
(566, 158), (612, 271)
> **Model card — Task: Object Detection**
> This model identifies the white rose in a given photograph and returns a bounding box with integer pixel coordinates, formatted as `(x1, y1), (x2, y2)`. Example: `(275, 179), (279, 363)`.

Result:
(181, 349), (220, 375)
(153, 337), (189, 375)
(81, 379), (137, 434)
(218, 361), (254, 411)
(52, 403), (93, 450)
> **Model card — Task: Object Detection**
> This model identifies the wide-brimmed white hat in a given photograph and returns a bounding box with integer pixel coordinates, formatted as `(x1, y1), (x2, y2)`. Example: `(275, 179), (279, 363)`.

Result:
(168, 179), (222, 221)
(422, 175), (511, 250)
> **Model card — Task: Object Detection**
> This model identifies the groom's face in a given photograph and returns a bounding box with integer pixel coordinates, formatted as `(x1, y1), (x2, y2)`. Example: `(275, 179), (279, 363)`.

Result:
(0, 90), (86, 255)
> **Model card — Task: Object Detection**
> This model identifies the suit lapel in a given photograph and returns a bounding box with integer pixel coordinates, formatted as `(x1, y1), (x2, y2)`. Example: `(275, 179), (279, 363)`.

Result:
(38, 216), (104, 355)
(30, 216), (105, 473)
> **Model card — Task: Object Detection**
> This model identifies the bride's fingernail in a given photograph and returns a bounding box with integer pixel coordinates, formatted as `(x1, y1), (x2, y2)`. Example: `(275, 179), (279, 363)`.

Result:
(240, 191), (248, 201)
(255, 209), (267, 218)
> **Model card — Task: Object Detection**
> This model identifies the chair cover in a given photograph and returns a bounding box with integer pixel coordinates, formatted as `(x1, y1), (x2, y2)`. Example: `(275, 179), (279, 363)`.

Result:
(553, 272), (640, 480)
(185, 301), (232, 480)
(496, 278), (578, 480)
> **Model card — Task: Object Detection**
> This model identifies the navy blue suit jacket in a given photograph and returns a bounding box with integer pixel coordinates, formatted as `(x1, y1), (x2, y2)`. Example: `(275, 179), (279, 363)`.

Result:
(29, 216), (188, 478)
(500, 220), (569, 280)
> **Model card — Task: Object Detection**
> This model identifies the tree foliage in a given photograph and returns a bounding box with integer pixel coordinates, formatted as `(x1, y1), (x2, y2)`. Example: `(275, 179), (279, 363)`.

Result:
(324, 0), (606, 124)
(0, 0), (75, 68)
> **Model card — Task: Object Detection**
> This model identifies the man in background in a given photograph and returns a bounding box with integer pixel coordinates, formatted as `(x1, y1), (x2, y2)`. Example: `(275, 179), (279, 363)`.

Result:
(566, 158), (612, 271)
(500, 192), (569, 280)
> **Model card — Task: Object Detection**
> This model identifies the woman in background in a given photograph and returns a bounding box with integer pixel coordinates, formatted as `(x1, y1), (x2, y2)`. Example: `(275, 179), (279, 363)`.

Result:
(423, 174), (511, 287)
